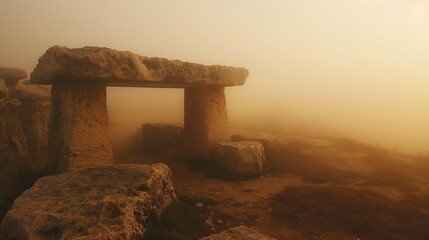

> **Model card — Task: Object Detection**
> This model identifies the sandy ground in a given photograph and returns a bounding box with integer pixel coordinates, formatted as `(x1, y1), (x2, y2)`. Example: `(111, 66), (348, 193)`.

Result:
(115, 134), (429, 240)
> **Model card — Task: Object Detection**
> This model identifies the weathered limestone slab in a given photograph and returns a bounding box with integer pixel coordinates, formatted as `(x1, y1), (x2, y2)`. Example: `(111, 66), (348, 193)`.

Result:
(200, 225), (277, 240)
(30, 46), (248, 87)
(142, 123), (183, 154)
(48, 82), (112, 174)
(0, 164), (176, 240)
(183, 87), (231, 162)
(212, 141), (265, 177)
(0, 67), (27, 87)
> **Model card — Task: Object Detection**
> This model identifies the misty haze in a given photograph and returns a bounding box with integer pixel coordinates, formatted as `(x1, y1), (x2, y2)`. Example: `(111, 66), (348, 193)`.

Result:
(1, 1), (429, 240)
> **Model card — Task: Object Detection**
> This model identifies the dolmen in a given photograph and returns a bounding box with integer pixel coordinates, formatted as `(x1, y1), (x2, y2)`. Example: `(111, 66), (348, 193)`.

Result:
(30, 46), (249, 174)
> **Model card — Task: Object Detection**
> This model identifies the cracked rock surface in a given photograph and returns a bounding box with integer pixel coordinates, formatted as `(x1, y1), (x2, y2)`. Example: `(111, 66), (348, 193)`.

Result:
(31, 46), (248, 87)
(0, 163), (176, 240)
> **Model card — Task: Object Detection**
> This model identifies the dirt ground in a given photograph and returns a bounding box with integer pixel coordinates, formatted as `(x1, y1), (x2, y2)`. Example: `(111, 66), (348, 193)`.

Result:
(115, 135), (429, 240)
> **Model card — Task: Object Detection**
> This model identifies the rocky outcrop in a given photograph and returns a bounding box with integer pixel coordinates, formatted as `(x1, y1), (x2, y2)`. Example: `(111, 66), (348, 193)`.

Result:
(48, 82), (112, 174)
(200, 225), (277, 240)
(0, 82), (35, 219)
(0, 164), (176, 240)
(0, 67), (27, 87)
(30, 46), (248, 87)
(184, 87), (231, 162)
(10, 80), (51, 174)
(142, 123), (183, 155)
(212, 141), (265, 178)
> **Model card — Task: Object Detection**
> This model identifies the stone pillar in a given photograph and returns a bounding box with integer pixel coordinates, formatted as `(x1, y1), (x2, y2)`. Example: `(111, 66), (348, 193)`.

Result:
(183, 87), (231, 163)
(48, 82), (112, 174)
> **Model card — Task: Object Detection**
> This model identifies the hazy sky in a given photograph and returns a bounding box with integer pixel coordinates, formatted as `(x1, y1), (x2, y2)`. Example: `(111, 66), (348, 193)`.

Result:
(1, 0), (428, 153)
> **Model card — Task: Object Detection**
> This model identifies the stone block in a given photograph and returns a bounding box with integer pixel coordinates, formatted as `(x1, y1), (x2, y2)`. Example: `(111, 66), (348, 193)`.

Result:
(48, 82), (112, 173)
(212, 141), (265, 177)
(0, 164), (176, 240)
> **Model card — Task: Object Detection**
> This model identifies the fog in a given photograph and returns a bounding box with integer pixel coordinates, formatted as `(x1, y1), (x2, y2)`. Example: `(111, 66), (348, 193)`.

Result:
(1, 0), (429, 154)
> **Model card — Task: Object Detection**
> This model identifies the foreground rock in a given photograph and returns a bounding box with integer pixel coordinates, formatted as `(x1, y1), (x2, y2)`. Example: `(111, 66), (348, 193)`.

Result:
(0, 164), (176, 240)
(200, 225), (277, 240)
(31, 46), (248, 87)
(142, 123), (183, 155)
(0, 67), (27, 86)
(212, 141), (265, 178)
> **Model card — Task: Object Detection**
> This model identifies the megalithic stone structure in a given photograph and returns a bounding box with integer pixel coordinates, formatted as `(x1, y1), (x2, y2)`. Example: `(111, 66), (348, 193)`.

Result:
(31, 46), (248, 174)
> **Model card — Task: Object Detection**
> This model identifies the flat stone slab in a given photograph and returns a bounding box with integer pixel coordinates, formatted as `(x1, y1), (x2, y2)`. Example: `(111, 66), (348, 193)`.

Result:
(30, 46), (249, 87)
(0, 67), (27, 86)
(0, 164), (176, 240)
(200, 225), (277, 240)
(212, 141), (265, 178)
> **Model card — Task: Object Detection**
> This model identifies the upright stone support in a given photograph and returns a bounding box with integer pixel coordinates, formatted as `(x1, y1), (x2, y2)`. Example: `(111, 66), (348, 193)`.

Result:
(183, 87), (231, 162)
(48, 82), (112, 174)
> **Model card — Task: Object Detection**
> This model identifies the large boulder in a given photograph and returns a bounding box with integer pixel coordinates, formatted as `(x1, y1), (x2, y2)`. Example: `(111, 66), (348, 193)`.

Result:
(142, 123), (183, 155)
(200, 225), (277, 240)
(31, 46), (248, 87)
(212, 141), (265, 178)
(0, 164), (176, 240)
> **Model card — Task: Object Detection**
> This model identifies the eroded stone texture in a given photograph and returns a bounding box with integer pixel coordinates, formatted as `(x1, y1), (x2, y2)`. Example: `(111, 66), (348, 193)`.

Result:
(48, 82), (112, 173)
(0, 164), (176, 240)
(212, 141), (265, 177)
(142, 123), (183, 155)
(10, 80), (51, 174)
(183, 87), (231, 162)
(200, 225), (277, 240)
(0, 95), (34, 220)
(0, 100), (30, 171)
(0, 67), (27, 87)
(31, 46), (248, 87)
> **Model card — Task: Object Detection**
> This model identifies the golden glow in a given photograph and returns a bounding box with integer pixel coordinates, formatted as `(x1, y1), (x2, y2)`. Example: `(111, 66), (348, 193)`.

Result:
(1, 0), (428, 153)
